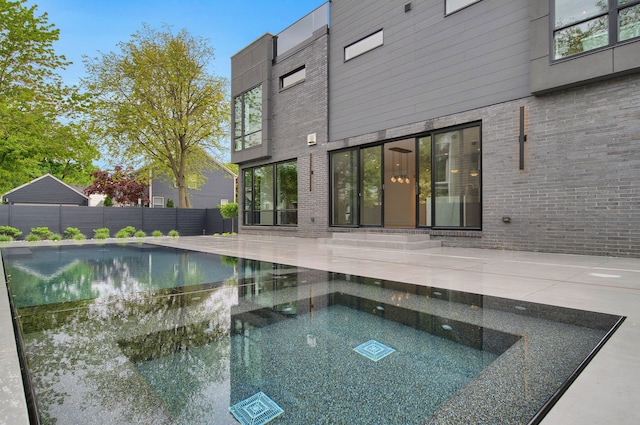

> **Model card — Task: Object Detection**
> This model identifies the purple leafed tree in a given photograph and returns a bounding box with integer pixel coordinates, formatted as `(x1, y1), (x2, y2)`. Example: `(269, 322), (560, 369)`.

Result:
(84, 166), (148, 206)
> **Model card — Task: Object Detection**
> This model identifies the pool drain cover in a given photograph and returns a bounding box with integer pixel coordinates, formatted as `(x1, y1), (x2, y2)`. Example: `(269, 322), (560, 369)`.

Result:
(229, 391), (284, 425)
(353, 339), (396, 361)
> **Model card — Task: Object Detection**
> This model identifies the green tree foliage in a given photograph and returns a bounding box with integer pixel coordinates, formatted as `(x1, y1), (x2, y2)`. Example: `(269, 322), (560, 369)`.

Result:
(83, 24), (229, 208)
(0, 0), (98, 194)
(219, 202), (238, 234)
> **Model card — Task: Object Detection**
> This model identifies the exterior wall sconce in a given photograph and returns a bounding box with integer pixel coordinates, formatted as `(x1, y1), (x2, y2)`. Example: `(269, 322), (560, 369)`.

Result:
(519, 106), (527, 170)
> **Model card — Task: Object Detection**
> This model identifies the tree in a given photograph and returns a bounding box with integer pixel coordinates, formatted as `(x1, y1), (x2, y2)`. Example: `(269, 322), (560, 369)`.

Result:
(83, 24), (229, 208)
(0, 0), (98, 194)
(84, 166), (148, 206)
(219, 202), (238, 232)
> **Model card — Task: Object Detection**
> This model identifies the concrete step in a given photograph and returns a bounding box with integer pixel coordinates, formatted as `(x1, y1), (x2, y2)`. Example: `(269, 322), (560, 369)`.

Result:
(319, 232), (441, 250)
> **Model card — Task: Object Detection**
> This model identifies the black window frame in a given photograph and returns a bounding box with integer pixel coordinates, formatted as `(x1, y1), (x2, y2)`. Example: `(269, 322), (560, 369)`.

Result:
(233, 84), (263, 152)
(552, 0), (640, 61)
(242, 159), (298, 227)
(344, 29), (384, 62)
(329, 122), (482, 230)
(280, 66), (306, 90)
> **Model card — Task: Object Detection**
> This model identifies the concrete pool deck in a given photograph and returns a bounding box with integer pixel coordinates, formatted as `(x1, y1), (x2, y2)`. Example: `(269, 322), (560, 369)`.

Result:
(1, 235), (639, 424)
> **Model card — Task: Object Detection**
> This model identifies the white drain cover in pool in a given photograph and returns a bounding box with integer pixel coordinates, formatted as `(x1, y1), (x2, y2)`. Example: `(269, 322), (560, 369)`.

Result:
(353, 339), (396, 362)
(229, 391), (284, 425)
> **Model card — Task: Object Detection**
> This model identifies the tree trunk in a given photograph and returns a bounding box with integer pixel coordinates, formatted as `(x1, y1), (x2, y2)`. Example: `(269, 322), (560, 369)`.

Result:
(178, 185), (191, 208)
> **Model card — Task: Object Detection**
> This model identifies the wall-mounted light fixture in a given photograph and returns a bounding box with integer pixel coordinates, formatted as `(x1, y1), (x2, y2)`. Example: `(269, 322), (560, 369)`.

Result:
(519, 106), (527, 170)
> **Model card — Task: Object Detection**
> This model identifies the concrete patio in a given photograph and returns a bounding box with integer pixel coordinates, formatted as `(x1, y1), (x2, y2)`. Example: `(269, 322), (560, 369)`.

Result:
(2, 234), (639, 424)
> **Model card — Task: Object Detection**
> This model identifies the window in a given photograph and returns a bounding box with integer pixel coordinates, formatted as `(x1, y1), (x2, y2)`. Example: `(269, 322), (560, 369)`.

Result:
(329, 123), (481, 229)
(553, 0), (640, 59)
(243, 160), (298, 226)
(446, 0), (481, 14)
(280, 66), (306, 89)
(152, 196), (164, 208)
(344, 30), (383, 61)
(233, 85), (263, 151)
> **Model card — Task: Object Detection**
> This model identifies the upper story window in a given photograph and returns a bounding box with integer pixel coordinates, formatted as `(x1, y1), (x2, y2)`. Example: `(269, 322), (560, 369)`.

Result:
(446, 0), (481, 14)
(344, 29), (383, 61)
(553, 0), (640, 60)
(280, 66), (306, 89)
(233, 84), (263, 151)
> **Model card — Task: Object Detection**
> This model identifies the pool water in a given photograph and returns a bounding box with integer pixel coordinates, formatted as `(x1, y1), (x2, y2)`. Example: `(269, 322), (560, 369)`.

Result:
(1, 244), (624, 425)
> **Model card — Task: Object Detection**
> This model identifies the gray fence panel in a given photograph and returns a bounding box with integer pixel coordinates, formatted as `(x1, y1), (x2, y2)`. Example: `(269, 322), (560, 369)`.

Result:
(104, 208), (144, 235)
(141, 209), (178, 234)
(0, 205), (232, 239)
(177, 209), (208, 236)
(61, 207), (105, 237)
(11, 205), (62, 235)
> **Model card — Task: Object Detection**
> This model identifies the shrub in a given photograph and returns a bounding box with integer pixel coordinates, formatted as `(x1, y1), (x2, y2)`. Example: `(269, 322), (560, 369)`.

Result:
(168, 230), (179, 237)
(0, 226), (22, 239)
(64, 227), (82, 239)
(166, 198), (175, 208)
(152, 230), (163, 237)
(94, 228), (110, 239)
(103, 195), (113, 207)
(26, 233), (40, 242)
(116, 226), (136, 238)
(50, 233), (62, 241)
(134, 230), (146, 238)
(0, 235), (12, 242)
(73, 233), (86, 240)
(29, 227), (54, 240)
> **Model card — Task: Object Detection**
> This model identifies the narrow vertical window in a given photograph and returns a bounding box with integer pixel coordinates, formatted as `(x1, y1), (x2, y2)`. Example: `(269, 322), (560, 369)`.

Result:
(276, 161), (298, 225)
(331, 149), (358, 225)
(233, 84), (263, 151)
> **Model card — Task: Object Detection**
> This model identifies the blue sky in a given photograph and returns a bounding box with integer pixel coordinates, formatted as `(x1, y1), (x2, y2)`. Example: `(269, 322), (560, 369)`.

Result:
(29, 0), (325, 85)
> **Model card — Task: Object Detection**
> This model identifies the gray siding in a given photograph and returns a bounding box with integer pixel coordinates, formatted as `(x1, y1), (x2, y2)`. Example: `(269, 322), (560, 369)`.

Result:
(328, 0), (531, 142)
(2, 175), (88, 205)
(150, 166), (235, 209)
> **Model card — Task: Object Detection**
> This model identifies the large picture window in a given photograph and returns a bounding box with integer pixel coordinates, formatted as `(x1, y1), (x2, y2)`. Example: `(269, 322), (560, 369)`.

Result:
(329, 123), (481, 229)
(553, 0), (640, 59)
(233, 85), (263, 151)
(243, 160), (297, 226)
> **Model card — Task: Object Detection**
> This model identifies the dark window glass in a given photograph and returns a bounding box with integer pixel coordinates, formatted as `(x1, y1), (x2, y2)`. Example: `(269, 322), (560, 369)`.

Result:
(276, 161), (298, 225)
(553, 0), (639, 59)
(242, 160), (298, 227)
(360, 146), (382, 226)
(331, 149), (358, 225)
(233, 85), (262, 151)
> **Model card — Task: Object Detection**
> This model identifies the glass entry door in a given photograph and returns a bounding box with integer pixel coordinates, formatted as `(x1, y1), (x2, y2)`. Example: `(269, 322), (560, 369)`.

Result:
(384, 139), (416, 228)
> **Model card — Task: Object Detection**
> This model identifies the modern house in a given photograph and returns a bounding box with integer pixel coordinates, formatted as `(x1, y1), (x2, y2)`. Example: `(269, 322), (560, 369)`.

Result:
(231, 0), (640, 257)
(148, 160), (237, 209)
(1, 174), (89, 206)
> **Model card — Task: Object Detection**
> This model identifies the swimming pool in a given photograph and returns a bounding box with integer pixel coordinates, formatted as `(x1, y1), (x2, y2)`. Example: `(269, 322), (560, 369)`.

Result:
(2, 243), (624, 424)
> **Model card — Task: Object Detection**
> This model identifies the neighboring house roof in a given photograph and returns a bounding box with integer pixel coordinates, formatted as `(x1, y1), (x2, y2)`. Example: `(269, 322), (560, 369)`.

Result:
(1, 174), (89, 205)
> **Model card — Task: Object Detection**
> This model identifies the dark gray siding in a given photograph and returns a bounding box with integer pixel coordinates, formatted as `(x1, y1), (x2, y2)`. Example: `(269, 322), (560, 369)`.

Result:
(3, 175), (88, 205)
(150, 166), (235, 209)
(328, 0), (530, 142)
